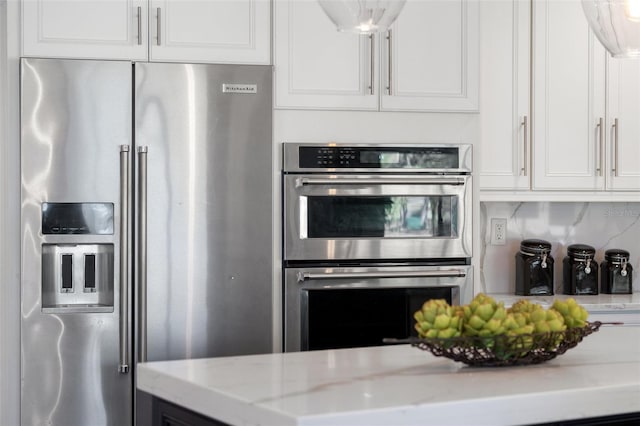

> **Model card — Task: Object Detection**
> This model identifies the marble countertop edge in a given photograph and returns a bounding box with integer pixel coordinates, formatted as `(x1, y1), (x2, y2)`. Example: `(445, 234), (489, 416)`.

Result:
(137, 364), (640, 426)
(488, 293), (640, 312)
(137, 327), (640, 426)
(294, 384), (640, 426)
(137, 366), (297, 426)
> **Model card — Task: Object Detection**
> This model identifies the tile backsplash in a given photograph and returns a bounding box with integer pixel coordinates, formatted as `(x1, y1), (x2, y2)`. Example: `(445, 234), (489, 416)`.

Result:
(479, 202), (640, 294)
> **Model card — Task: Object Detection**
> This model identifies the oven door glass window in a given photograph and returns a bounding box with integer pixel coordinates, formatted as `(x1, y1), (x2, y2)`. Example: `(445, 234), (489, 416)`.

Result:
(306, 196), (457, 238)
(306, 287), (453, 351)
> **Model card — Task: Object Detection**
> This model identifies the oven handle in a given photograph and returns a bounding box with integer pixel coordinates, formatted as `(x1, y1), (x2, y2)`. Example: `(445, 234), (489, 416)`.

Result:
(297, 269), (466, 282)
(295, 177), (465, 187)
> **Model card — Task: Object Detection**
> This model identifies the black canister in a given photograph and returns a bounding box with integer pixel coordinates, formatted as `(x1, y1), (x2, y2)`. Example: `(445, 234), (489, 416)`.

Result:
(563, 244), (598, 295)
(601, 249), (633, 294)
(515, 239), (554, 295)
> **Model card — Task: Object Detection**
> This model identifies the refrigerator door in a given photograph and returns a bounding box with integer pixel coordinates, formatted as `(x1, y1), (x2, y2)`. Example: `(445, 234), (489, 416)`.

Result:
(135, 63), (273, 361)
(21, 59), (133, 425)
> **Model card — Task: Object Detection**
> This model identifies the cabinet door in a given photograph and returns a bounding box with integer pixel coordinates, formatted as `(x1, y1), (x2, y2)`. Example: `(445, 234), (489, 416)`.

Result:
(149, 0), (270, 64)
(22, 0), (148, 60)
(607, 58), (640, 191)
(380, 0), (479, 112)
(273, 0), (378, 110)
(532, 0), (606, 190)
(479, 0), (531, 190)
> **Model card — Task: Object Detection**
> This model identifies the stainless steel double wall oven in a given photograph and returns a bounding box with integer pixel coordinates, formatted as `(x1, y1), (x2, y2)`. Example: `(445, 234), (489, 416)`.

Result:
(283, 143), (473, 352)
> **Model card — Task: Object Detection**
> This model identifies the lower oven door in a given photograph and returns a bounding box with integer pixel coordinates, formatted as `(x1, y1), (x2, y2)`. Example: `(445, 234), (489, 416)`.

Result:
(284, 264), (473, 352)
(283, 174), (472, 261)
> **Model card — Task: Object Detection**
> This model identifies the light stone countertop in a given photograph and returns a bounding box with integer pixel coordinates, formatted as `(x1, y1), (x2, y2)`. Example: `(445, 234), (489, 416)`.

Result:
(137, 326), (640, 426)
(490, 293), (640, 314)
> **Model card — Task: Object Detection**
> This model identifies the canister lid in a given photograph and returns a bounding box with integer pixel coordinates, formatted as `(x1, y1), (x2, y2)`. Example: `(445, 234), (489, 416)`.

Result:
(605, 248), (630, 262)
(520, 239), (552, 255)
(567, 244), (596, 259)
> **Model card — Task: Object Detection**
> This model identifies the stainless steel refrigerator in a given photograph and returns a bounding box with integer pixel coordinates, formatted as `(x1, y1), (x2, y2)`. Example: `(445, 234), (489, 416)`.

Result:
(20, 58), (273, 426)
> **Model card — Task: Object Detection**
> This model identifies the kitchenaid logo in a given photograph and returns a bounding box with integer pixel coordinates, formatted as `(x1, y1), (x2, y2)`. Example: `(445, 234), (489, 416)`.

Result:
(605, 207), (640, 217)
(222, 84), (257, 94)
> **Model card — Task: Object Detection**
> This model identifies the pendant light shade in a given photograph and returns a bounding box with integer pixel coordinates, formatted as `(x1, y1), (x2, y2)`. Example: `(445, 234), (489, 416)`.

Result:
(318, 0), (407, 34)
(582, 0), (640, 58)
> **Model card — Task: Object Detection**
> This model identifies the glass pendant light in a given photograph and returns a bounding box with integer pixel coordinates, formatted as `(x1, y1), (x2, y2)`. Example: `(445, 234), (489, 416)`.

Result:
(318, 0), (407, 34)
(582, 0), (640, 58)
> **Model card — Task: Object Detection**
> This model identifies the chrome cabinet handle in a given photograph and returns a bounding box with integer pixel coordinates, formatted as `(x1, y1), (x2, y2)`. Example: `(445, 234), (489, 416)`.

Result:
(119, 145), (130, 374)
(521, 116), (528, 176)
(298, 270), (467, 283)
(613, 118), (619, 177)
(156, 8), (161, 46)
(596, 117), (604, 177)
(369, 34), (374, 95)
(296, 177), (465, 187)
(137, 6), (142, 45)
(137, 147), (148, 363)
(386, 30), (392, 95)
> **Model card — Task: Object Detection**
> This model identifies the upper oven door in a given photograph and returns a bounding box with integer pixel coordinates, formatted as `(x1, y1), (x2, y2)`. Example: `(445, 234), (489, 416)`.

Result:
(283, 174), (472, 261)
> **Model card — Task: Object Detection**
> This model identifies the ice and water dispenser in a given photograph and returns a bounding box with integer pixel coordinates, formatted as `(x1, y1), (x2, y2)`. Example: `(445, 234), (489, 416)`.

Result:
(40, 202), (115, 313)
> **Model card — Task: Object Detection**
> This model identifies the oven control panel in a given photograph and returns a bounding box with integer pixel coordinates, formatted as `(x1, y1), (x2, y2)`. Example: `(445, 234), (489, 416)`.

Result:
(300, 147), (357, 167)
(298, 146), (460, 169)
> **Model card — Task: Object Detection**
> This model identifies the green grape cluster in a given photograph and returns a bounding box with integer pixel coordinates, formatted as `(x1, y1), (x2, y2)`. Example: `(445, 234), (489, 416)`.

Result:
(508, 299), (566, 333)
(414, 294), (588, 340)
(414, 299), (463, 339)
(461, 293), (508, 337)
(552, 298), (589, 328)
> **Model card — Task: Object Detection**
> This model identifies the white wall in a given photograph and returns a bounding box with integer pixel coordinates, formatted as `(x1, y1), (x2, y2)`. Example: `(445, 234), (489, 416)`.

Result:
(0, 0), (6, 422)
(1, 1), (21, 425)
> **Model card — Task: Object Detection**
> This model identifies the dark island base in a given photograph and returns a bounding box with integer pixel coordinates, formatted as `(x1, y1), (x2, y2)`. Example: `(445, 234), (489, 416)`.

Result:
(137, 391), (229, 426)
(529, 412), (640, 426)
(138, 391), (639, 426)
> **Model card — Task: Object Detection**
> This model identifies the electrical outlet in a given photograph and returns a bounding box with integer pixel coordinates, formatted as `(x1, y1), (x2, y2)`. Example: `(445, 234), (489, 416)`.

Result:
(491, 218), (507, 245)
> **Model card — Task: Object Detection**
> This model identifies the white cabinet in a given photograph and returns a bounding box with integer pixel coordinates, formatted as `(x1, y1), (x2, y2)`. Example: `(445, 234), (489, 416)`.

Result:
(531, 0), (606, 191)
(149, 0), (270, 64)
(22, 0), (148, 60)
(607, 58), (640, 190)
(480, 0), (640, 193)
(479, 0), (530, 190)
(22, 0), (271, 64)
(274, 0), (478, 112)
(380, 0), (478, 112)
(273, 0), (377, 110)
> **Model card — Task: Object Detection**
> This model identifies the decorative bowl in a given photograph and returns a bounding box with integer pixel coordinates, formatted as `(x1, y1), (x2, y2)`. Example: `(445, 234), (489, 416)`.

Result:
(383, 321), (602, 367)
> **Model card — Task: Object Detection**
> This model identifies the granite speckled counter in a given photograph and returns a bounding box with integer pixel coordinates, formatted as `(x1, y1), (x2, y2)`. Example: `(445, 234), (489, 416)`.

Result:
(137, 326), (640, 426)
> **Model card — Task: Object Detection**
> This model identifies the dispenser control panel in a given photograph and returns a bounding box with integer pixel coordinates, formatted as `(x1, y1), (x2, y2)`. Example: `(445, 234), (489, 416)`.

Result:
(42, 202), (114, 235)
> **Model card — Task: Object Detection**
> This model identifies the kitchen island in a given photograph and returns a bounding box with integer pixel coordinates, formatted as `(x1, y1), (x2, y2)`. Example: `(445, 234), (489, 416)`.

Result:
(137, 326), (640, 426)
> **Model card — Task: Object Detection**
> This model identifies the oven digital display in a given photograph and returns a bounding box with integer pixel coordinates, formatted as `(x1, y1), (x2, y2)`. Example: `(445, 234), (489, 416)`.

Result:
(299, 146), (459, 169)
(360, 151), (400, 164)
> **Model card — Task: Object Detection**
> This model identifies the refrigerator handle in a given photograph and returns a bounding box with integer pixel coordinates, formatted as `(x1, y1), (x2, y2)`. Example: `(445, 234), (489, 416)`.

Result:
(137, 146), (148, 363)
(119, 145), (130, 374)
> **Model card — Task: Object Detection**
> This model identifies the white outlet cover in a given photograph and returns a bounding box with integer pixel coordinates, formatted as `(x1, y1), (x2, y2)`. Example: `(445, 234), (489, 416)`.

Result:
(491, 218), (507, 245)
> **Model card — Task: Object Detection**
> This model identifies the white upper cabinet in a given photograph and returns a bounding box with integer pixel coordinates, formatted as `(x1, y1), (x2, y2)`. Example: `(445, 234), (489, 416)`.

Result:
(273, 0), (378, 110)
(274, 0), (478, 112)
(532, 0), (606, 190)
(480, 0), (639, 195)
(479, 0), (530, 190)
(149, 0), (270, 64)
(607, 58), (640, 190)
(380, 0), (478, 112)
(22, 0), (148, 60)
(22, 0), (271, 64)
